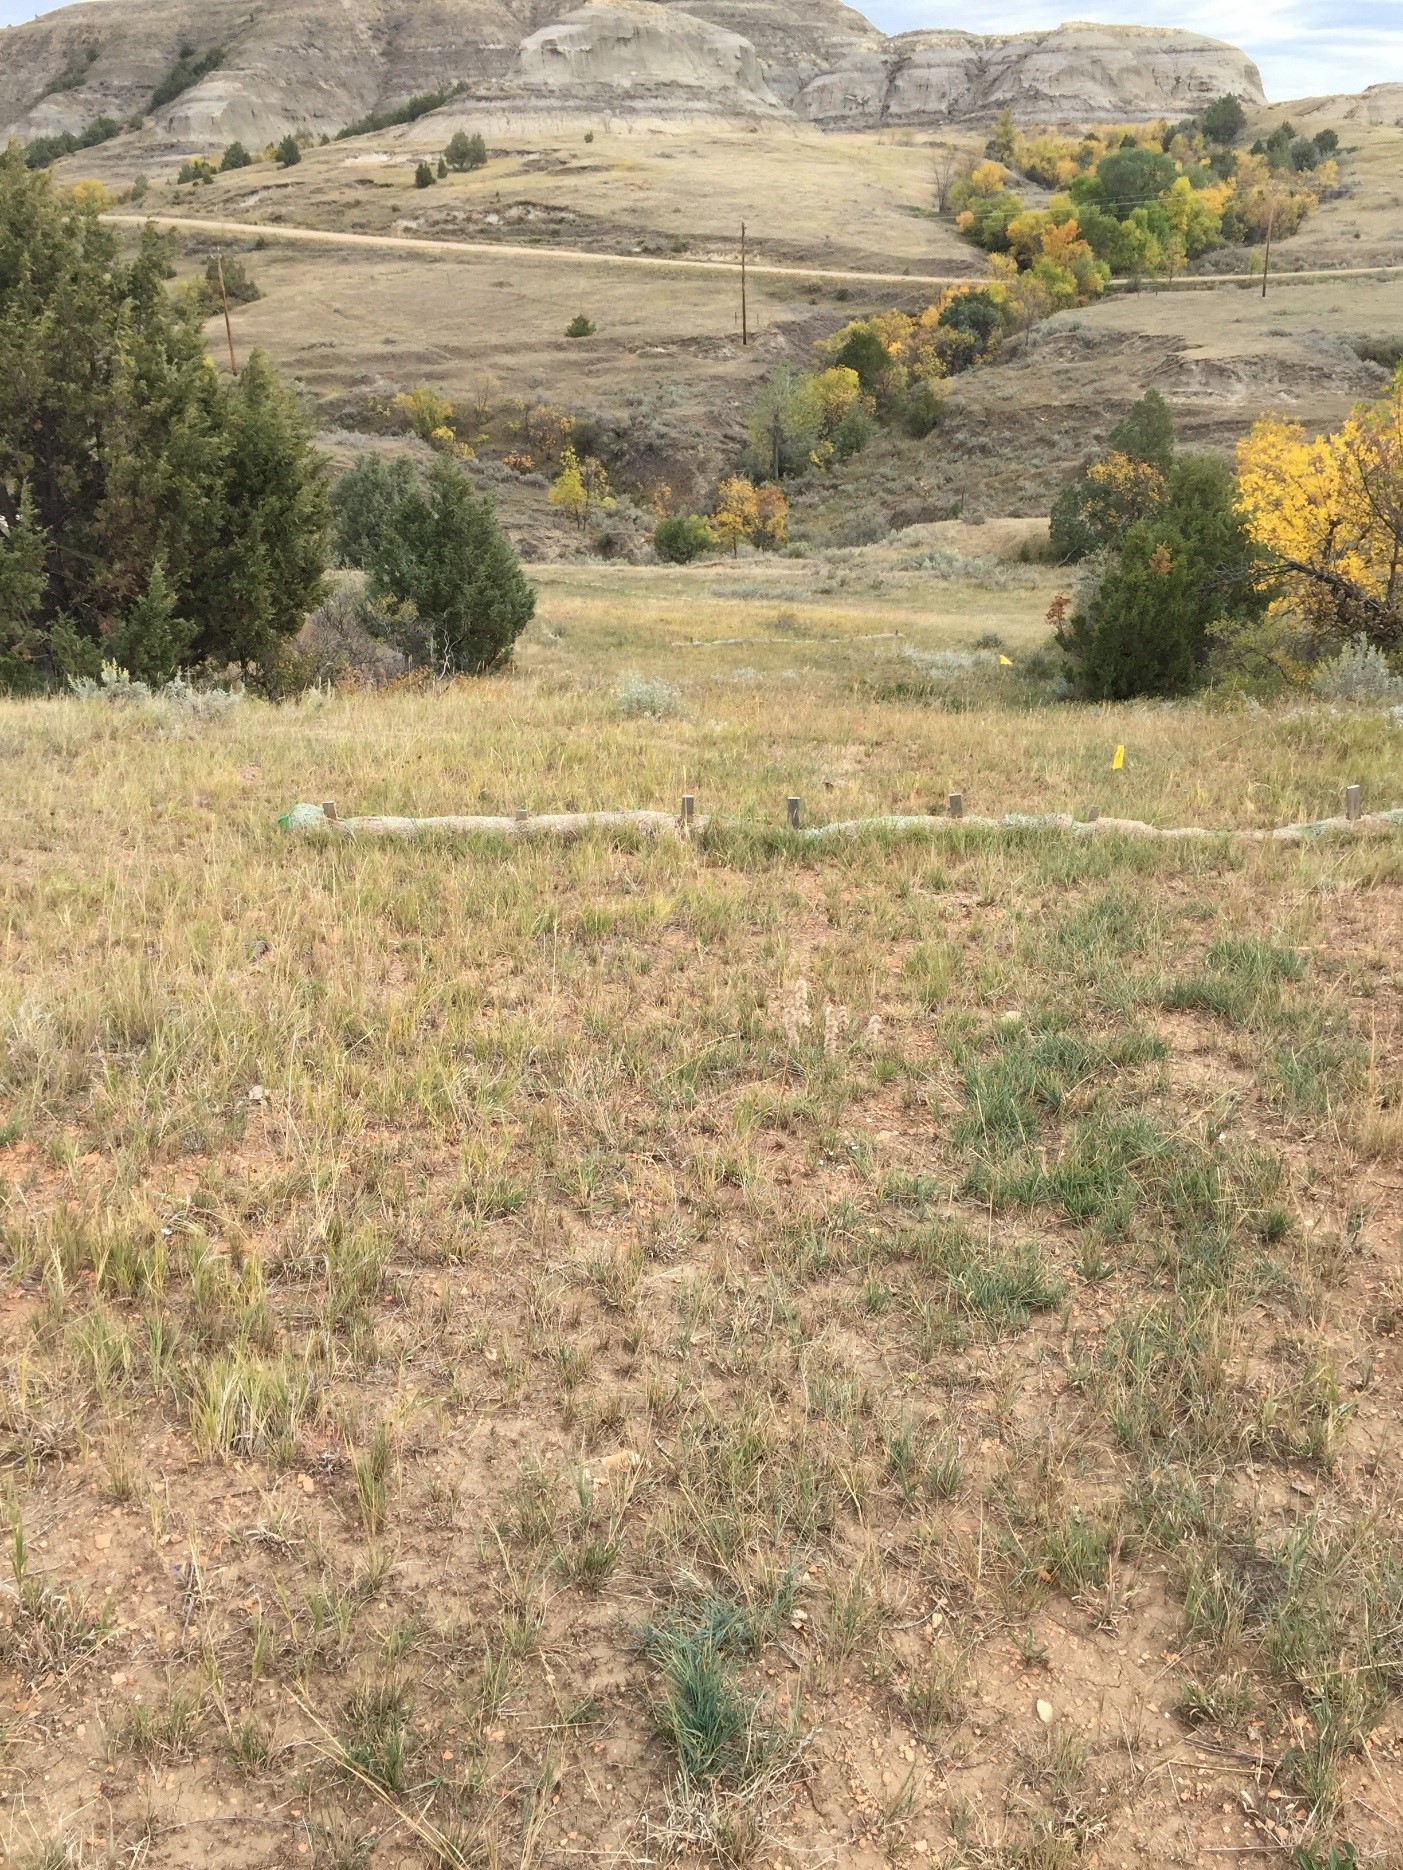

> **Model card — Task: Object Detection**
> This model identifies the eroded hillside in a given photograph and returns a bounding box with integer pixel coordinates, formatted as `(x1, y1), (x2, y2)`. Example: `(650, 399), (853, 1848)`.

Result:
(0, 0), (1263, 148)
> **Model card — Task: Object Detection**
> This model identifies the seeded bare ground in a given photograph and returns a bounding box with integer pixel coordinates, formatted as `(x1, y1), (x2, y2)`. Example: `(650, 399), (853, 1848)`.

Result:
(2, 567), (1403, 1870)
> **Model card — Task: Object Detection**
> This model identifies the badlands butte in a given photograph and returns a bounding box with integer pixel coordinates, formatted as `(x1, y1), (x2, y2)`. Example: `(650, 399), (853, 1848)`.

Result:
(3, 0), (1401, 545)
(0, 1), (1271, 144)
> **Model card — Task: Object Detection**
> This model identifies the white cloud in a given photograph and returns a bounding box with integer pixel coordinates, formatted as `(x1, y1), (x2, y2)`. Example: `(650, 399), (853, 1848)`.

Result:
(863, 0), (1403, 101)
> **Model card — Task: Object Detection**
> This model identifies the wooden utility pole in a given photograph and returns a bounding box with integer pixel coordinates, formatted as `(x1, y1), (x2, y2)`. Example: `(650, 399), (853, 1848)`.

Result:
(216, 251), (239, 375)
(740, 220), (748, 348)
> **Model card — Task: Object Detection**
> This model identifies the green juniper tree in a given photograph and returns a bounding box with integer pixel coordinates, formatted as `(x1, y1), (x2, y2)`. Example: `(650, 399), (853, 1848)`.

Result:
(444, 131), (487, 172)
(330, 455), (420, 570)
(0, 490), (48, 692)
(1050, 387), (1176, 563)
(334, 455), (535, 674)
(107, 558), (194, 685)
(0, 142), (328, 689)
(1057, 453), (1264, 700)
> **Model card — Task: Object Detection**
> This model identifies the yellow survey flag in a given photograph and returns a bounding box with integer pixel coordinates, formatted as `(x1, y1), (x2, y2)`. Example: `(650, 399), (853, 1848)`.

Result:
(1112, 745), (1125, 771)
(998, 655), (1013, 666)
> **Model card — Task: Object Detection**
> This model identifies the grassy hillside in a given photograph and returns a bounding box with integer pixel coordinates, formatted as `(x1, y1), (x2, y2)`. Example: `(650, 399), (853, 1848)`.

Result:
(69, 99), (1402, 538)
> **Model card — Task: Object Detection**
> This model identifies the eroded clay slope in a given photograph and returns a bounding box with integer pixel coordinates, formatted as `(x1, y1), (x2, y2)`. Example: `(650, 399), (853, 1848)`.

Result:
(0, 0), (1266, 147)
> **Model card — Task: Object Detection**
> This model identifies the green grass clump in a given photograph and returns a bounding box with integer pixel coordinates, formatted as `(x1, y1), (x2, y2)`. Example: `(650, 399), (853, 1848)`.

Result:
(914, 1220), (1065, 1333)
(643, 1600), (774, 1786)
(954, 1021), (1167, 1153)
(341, 1679), (413, 1791)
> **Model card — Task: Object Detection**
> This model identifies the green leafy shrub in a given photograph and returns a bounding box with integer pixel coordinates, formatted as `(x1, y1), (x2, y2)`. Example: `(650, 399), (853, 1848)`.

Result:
(275, 135), (301, 168)
(653, 513), (715, 564)
(1095, 146), (1178, 218)
(744, 365), (825, 480)
(220, 141), (253, 170)
(414, 160), (435, 189)
(566, 314), (596, 338)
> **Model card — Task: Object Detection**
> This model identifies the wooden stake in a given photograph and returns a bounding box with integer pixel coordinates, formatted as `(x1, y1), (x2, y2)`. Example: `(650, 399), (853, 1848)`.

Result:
(947, 792), (963, 820)
(1346, 784), (1362, 822)
(322, 801), (338, 823)
(1260, 203), (1276, 300)
(216, 251), (239, 376)
(740, 221), (748, 349)
(682, 794), (696, 827)
(787, 796), (801, 829)
(514, 808), (530, 824)
(1086, 806), (1100, 824)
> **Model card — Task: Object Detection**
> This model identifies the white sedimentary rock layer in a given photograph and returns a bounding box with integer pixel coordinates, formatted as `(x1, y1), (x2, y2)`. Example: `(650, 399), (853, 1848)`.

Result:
(515, 4), (782, 108)
(797, 24), (1266, 125)
(0, 0), (1273, 148)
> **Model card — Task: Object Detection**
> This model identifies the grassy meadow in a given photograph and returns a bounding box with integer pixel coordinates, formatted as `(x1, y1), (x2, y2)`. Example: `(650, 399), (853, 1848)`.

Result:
(3, 562), (1403, 1870)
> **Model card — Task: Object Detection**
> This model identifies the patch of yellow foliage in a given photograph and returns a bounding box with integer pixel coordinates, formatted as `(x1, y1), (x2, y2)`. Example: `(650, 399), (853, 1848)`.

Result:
(1238, 375), (1403, 640)
(711, 477), (788, 556)
(65, 179), (113, 213)
(1085, 450), (1166, 530)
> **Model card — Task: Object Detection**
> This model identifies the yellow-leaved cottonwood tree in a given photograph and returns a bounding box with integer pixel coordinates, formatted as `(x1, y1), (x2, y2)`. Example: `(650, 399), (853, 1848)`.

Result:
(711, 478), (788, 557)
(1238, 374), (1403, 644)
(549, 447), (615, 532)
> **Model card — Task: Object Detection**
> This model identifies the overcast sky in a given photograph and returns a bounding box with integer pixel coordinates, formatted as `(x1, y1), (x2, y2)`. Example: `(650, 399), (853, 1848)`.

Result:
(1, 0), (1398, 105)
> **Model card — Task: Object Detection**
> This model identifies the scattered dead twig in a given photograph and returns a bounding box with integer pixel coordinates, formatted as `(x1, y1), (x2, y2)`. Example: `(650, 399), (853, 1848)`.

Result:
(178, 1540), (208, 1638)
(1188, 1736), (1286, 1774)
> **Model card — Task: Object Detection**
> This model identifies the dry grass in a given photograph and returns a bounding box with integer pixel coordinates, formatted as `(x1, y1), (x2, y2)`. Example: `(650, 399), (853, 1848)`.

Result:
(2, 577), (1403, 1868)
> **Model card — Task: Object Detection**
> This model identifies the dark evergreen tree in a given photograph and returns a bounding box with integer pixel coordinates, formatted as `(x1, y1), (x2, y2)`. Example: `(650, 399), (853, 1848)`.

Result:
(108, 557), (194, 685)
(445, 131), (488, 172)
(831, 326), (890, 393)
(0, 145), (328, 687)
(1200, 95), (1247, 145)
(1050, 389), (1178, 563)
(0, 490), (48, 692)
(329, 455), (419, 570)
(362, 457), (535, 674)
(1057, 454), (1265, 699)
(1109, 387), (1175, 472)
